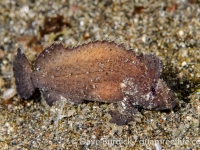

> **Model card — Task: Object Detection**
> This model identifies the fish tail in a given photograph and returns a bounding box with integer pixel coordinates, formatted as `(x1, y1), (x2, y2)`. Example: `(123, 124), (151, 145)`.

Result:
(13, 48), (35, 99)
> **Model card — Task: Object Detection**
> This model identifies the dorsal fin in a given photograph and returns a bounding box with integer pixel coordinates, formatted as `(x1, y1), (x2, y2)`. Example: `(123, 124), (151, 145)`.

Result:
(33, 40), (135, 70)
(34, 42), (64, 70)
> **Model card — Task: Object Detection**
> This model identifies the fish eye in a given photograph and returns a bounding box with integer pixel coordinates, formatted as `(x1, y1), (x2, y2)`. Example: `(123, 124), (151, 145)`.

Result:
(151, 86), (156, 96)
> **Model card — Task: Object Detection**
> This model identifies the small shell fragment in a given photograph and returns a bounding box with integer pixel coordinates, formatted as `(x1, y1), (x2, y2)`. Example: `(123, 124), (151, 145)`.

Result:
(2, 88), (16, 100)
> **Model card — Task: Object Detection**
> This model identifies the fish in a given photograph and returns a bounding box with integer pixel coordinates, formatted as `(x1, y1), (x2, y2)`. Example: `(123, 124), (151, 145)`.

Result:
(13, 40), (178, 125)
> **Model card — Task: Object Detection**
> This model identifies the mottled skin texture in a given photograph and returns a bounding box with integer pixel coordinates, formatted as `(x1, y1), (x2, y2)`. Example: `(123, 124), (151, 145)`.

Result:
(13, 40), (178, 125)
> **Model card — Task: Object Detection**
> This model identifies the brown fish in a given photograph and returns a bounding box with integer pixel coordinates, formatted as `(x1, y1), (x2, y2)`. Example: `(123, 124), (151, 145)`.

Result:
(13, 40), (178, 125)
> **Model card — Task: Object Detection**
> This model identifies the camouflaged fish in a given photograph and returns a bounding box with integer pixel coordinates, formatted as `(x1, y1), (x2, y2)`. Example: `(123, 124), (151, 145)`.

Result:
(13, 40), (178, 125)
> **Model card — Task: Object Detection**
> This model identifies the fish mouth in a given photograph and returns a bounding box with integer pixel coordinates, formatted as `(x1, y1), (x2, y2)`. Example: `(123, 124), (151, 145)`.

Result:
(167, 91), (179, 110)
(154, 97), (179, 111)
(171, 97), (179, 109)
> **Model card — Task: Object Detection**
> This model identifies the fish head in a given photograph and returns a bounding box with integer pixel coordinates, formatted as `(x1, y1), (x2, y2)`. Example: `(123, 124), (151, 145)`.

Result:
(143, 78), (178, 110)
(121, 78), (178, 110)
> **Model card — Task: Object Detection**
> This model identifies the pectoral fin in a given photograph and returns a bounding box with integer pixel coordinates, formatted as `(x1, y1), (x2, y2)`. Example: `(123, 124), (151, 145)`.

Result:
(108, 97), (140, 125)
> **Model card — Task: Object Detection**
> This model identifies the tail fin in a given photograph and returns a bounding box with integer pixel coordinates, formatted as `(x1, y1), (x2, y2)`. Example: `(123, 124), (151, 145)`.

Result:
(13, 48), (35, 99)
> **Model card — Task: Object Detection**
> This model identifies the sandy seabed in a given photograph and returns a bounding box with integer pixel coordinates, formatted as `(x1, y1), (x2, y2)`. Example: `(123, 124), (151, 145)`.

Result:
(0, 0), (199, 149)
